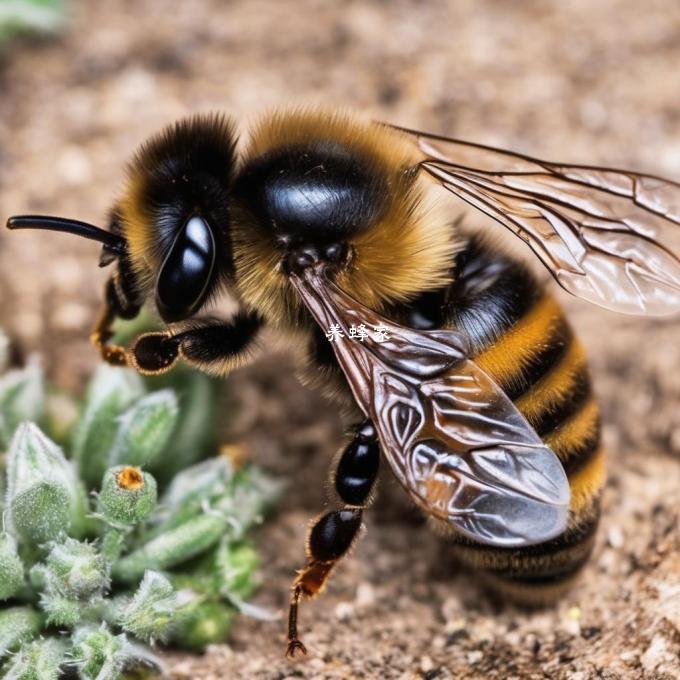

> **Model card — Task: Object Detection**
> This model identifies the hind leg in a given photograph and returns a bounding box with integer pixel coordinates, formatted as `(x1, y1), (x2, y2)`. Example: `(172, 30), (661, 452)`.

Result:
(286, 420), (380, 658)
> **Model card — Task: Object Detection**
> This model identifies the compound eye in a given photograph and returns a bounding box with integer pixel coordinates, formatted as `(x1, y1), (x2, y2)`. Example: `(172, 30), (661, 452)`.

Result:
(155, 216), (216, 322)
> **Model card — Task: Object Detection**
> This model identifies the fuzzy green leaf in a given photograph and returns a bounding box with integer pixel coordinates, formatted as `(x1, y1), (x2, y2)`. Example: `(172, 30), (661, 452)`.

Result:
(214, 540), (259, 601)
(6, 423), (87, 545)
(169, 600), (234, 652)
(213, 465), (282, 540)
(0, 531), (25, 600)
(147, 368), (219, 481)
(112, 512), (228, 584)
(1, 636), (67, 680)
(149, 457), (234, 538)
(108, 390), (178, 469)
(70, 625), (131, 680)
(0, 359), (44, 449)
(0, 606), (42, 658)
(71, 366), (145, 488)
(118, 571), (179, 643)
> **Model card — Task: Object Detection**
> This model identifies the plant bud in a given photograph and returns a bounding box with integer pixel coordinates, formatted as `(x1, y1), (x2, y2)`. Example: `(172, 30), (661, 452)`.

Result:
(0, 532), (25, 600)
(0, 607), (41, 658)
(99, 466), (158, 527)
(6, 424), (87, 545)
(118, 570), (178, 643)
(39, 593), (81, 628)
(169, 600), (234, 652)
(108, 390), (178, 469)
(71, 625), (130, 680)
(1, 637), (66, 680)
(71, 365), (145, 488)
(37, 538), (109, 627)
(44, 537), (109, 600)
(0, 358), (44, 449)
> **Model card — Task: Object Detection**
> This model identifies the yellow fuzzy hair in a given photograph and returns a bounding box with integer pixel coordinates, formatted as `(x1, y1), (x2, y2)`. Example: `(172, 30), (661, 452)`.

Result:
(118, 173), (156, 296)
(231, 107), (458, 327)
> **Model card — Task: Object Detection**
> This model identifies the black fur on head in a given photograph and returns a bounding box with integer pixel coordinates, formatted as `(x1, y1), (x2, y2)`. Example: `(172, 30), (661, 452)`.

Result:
(118, 113), (240, 320)
(131, 113), (239, 264)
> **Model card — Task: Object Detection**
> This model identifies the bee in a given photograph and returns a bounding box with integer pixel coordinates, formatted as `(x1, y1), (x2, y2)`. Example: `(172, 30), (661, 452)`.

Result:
(7, 109), (680, 657)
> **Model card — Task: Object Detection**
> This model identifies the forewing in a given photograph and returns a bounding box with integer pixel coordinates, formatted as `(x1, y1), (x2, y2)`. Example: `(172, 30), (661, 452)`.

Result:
(392, 124), (680, 316)
(291, 268), (570, 547)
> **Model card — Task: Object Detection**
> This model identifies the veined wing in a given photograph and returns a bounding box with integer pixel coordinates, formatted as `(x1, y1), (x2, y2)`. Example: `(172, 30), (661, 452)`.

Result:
(291, 267), (570, 547)
(389, 124), (680, 316)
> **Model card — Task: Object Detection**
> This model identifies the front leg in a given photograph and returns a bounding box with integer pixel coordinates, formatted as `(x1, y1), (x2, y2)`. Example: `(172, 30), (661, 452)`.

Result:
(129, 311), (263, 377)
(91, 276), (141, 366)
(286, 420), (380, 658)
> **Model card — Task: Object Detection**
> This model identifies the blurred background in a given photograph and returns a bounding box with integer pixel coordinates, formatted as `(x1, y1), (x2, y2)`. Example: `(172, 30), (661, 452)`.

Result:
(0, 1), (678, 678)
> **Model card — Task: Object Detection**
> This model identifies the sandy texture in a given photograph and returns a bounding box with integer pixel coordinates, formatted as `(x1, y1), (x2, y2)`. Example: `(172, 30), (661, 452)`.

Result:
(0, 1), (679, 678)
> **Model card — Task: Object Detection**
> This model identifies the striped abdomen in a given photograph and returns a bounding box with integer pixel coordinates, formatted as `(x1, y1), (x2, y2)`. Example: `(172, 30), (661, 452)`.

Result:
(443, 237), (604, 603)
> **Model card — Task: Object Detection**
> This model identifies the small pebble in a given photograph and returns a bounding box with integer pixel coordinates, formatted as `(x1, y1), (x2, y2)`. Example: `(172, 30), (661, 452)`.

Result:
(432, 635), (446, 651)
(445, 617), (466, 634)
(420, 655), (434, 672)
(620, 650), (638, 665)
(466, 650), (483, 664)
(564, 606), (582, 635)
(567, 606), (581, 621)
(641, 634), (675, 673)
(335, 601), (354, 621)
(607, 526), (624, 549)
(356, 582), (375, 607)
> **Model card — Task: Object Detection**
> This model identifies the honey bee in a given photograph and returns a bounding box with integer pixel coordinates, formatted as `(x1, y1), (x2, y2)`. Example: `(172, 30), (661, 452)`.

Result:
(7, 109), (680, 657)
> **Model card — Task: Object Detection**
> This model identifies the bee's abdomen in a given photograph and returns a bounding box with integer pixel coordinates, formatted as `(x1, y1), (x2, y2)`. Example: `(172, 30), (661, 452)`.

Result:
(444, 236), (604, 603)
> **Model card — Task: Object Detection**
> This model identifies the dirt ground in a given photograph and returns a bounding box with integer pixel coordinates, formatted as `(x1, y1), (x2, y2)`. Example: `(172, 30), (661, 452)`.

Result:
(1, 1), (679, 678)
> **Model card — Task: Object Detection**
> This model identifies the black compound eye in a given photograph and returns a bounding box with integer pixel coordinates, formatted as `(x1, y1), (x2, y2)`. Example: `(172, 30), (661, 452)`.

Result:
(155, 216), (216, 322)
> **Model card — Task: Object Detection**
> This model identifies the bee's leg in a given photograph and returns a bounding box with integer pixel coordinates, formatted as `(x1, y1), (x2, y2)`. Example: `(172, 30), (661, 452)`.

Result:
(286, 420), (380, 658)
(91, 277), (141, 366)
(129, 312), (263, 377)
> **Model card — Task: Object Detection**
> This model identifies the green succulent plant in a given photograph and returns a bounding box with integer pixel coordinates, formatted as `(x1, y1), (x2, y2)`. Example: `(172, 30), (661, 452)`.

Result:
(0, 0), (67, 45)
(0, 331), (280, 678)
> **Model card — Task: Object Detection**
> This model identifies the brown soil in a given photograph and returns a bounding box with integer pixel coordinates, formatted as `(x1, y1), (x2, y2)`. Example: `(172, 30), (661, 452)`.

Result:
(1, 1), (678, 678)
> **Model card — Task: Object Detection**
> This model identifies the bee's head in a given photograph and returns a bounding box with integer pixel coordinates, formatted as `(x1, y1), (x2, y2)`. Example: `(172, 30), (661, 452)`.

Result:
(7, 114), (239, 325)
(116, 114), (238, 322)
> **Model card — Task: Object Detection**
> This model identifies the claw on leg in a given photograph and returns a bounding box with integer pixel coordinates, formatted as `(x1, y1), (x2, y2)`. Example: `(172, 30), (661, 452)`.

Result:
(286, 638), (308, 659)
(285, 563), (334, 659)
(91, 311), (129, 366)
(286, 585), (306, 659)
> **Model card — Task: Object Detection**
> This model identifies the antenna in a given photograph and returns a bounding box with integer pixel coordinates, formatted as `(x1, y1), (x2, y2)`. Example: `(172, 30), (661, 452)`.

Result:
(6, 215), (126, 255)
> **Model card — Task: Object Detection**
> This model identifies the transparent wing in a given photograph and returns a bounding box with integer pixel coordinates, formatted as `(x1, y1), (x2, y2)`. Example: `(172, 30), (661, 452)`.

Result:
(291, 267), (570, 547)
(390, 124), (680, 316)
